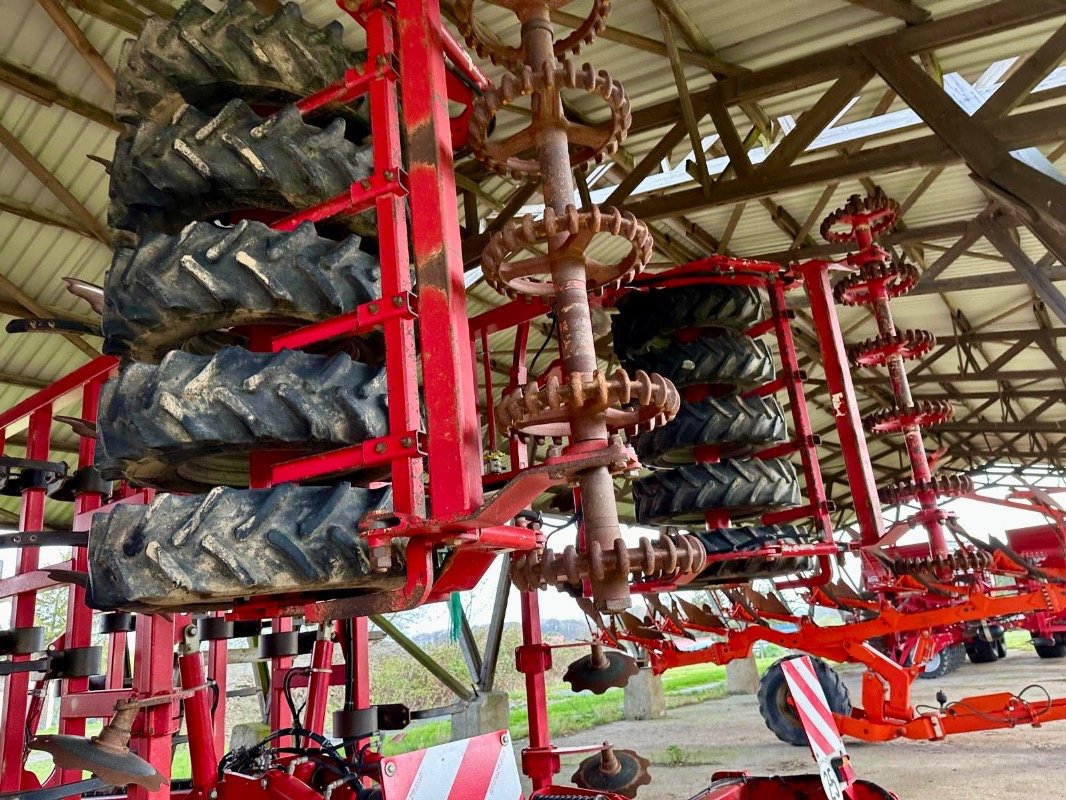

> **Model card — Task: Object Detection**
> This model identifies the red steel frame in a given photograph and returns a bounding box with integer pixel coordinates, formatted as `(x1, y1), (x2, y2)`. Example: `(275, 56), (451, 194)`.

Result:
(0, 2), (629, 797)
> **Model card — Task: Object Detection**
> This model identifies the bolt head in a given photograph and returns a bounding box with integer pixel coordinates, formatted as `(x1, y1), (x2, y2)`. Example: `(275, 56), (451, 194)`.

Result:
(500, 732), (510, 746)
(384, 761), (397, 777)
(374, 441), (388, 453)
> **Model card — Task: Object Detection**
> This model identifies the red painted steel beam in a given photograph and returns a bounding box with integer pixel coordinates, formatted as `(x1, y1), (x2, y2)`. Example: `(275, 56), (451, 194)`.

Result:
(398, 0), (483, 518)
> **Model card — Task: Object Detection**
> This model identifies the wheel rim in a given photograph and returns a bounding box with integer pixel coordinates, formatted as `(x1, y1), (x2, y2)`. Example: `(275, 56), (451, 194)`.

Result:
(923, 650), (942, 674)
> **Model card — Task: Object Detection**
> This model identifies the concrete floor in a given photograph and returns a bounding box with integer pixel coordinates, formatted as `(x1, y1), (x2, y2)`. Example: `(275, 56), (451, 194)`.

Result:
(531, 649), (1066, 799)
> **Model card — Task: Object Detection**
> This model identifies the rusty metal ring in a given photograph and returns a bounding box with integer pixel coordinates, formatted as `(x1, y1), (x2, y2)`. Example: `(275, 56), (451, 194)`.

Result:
(821, 188), (900, 244)
(891, 548), (992, 577)
(847, 328), (936, 368)
(454, 0), (611, 71)
(833, 260), (919, 306)
(510, 533), (706, 593)
(862, 399), (955, 435)
(879, 474), (975, 507)
(482, 203), (653, 298)
(469, 60), (631, 180)
(495, 368), (680, 438)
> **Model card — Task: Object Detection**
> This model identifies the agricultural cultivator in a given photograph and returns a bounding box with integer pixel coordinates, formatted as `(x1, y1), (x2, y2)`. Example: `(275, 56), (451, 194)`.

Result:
(0, 1), (1062, 799)
(0, 1), (903, 799)
(575, 191), (1066, 745)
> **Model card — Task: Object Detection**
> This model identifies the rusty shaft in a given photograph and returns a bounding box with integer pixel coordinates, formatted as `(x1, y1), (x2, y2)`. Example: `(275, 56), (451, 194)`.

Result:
(521, 3), (629, 611)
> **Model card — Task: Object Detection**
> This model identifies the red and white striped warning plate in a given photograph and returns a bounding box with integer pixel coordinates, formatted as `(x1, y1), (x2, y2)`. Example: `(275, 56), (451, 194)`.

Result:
(780, 656), (847, 763)
(780, 656), (851, 800)
(379, 730), (522, 800)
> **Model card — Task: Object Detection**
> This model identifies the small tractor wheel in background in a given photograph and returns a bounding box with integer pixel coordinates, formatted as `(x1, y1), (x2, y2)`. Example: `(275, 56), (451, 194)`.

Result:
(102, 220), (380, 361)
(688, 525), (815, 586)
(109, 101), (373, 235)
(758, 656), (851, 747)
(633, 395), (788, 466)
(115, 1), (367, 129)
(612, 284), (764, 360)
(1034, 634), (1066, 659)
(965, 636), (999, 664)
(622, 333), (775, 390)
(917, 647), (951, 679)
(633, 458), (800, 525)
(96, 347), (388, 492)
(87, 483), (403, 611)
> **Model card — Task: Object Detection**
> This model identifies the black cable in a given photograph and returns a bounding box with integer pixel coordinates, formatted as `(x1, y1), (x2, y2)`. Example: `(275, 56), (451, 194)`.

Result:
(528, 314), (557, 376)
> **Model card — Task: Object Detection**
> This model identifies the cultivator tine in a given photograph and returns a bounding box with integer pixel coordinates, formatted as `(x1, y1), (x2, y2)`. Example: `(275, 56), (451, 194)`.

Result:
(743, 587), (791, 616)
(956, 529), (1062, 582)
(618, 611), (664, 640)
(646, 595), (694, 639)
(63, 278), (105, 316)
(675, 596), (724, 629)
(723, 589), (766, 624)
(55, 416), (97, 439)
(576, 596), (607, 630)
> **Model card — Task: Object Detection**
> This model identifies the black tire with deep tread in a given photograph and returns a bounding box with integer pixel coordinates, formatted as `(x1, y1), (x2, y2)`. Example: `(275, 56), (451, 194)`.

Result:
(1035, 636), (1066, 659)
(96, 347), (388, 492)
(633, 396), (787, 466)
(103, 220), (380, 361)
(115, 0), (366, 128)
(622, 333), (775, 390)
(687, 525), (814, 586)
(612, 285), (764, 360)
(87, 483), (403, 611)
(758, 656), (851, 747)
(109, 101), (374, 234)
(965, 636), (999, 664)
(632, 458), (800, 525)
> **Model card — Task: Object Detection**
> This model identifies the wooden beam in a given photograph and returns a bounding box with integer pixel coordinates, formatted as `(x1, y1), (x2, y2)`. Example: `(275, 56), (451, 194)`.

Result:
(758, 66), (874, 173)
(550, 9), (738, 75)
(621, 104), (1066, 221)
(864, 43), (1066, 238)
(846, 0), (931, 24)
(0, 59), (119, 131)
(0, 196), (96, 238)
(915, 223), (983, 285)
(628, 0), (1063, 136)
(977, 21), (1066, 120)
(65, 0), (143, 34)
(35, 0), (116, 92)
(980, 217), (1066, 325)
(656, 9), (711, 192)
(0, 121), (111, 246)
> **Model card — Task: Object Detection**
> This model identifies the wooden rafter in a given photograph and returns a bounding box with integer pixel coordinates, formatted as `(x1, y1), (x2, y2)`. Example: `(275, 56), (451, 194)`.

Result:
(35, 0), (116, 91)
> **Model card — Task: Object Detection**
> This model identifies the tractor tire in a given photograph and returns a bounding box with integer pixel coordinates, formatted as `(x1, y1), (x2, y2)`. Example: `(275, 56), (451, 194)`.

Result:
(612, 284), (764, 360)
(916, 644), (958, 680)
(996, 636), (1008, 659)
(632, 396), (787, 466)
(687, 525), (815, 586)
(758, 656), (851, 747)
(115, 0), (366, 130)
(96, 347), (388, 492)
(622, 333), (775, 390)
(102, 220), (380, 361)
(632, 458), (800, 525)
(965, 636), (999, 664)
(1034, 636), (1066, 659)
(87, 483), (404, 611)
(109, 100), (374, 235)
